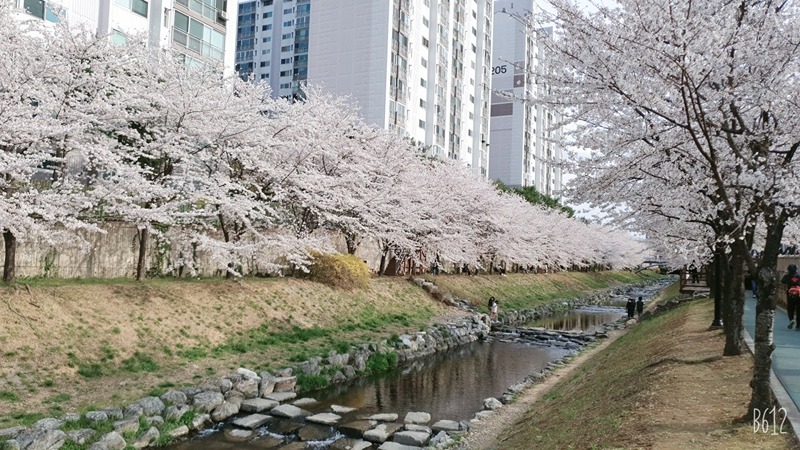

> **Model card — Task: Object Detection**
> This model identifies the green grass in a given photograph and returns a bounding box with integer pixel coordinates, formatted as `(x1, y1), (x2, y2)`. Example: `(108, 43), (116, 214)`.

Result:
(495, 281), (684, 449)
(365, 352), (398, 375)
(0, 391), (19, 402)
(121, 352), (159, 373)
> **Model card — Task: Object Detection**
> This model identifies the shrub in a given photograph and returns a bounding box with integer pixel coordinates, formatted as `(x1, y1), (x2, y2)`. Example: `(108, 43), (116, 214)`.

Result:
(365, 352), (398, 375)
(307, 252), (370, 290)
(297, 373), (329, 392)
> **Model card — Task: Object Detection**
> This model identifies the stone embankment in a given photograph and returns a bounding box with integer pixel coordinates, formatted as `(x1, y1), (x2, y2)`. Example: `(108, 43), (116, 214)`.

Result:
(0, 278), (668, 450)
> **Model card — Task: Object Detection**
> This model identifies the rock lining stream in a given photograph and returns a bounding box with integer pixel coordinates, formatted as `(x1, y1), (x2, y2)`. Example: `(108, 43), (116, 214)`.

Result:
(0, 278), (672, 450)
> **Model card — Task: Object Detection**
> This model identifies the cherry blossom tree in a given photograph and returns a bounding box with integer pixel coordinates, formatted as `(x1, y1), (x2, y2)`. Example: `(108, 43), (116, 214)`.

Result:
(536, 0), (800, 416)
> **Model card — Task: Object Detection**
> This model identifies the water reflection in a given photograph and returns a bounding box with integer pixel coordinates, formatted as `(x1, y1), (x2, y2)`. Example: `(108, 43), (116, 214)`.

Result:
(170, 341), (569, 449)
(525, 306), (625, 333)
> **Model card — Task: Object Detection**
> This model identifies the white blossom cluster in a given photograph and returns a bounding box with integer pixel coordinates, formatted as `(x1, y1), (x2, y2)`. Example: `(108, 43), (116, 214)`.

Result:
(0, 4), (647, 279)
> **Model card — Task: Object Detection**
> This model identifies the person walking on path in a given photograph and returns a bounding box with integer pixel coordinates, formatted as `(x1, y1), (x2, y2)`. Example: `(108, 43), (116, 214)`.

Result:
(626, 297), (636, 319)
(636, 296), (644, 319)
(782, 264), (800, 329)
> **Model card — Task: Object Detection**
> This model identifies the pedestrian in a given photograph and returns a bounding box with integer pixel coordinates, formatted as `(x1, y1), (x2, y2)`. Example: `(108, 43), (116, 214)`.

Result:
(689, 264), (699, 283)
(488, 296), (499, 321)
(636, 296), (644, 319)
(626, 297), (636, 319)
(781, 264), (800, 329)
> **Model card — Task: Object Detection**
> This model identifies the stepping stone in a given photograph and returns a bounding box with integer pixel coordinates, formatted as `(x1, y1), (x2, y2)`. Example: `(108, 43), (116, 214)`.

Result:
(224, 428), (252, 441)
(298, 424), (336, 442)
(266, 392), (297, 403)
(403, 412), (430, 425)
(404, 424), (431, 433)
(394, 430), (430, 446)
(431, 420), (460, 432)
(367, 413), (399, 422)
(267, 419), (302, 435)
(378, 442), (422, 450)
(364, 423), (403, 443)
(339, 420), (378, 439)
(331, 405), (357, 414)
(232, 414), (271, 429)
(292, 398), (317, 407)
(330, 438), (372, 450)
(241, 398), (279, 413)
(270, 404), (312, 419)
(306, 413), (341, 426)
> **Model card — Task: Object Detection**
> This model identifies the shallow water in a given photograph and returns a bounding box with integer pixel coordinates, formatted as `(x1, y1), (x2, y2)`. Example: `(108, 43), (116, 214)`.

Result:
(170, 341), (570, 449)
(525, 307), (626, 333)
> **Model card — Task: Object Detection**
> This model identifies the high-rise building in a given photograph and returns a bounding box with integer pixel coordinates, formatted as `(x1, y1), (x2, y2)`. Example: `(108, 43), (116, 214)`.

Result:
(235, 0), (493, 177)
(488, 0), (562, 195)
(15, 0), (237, 72)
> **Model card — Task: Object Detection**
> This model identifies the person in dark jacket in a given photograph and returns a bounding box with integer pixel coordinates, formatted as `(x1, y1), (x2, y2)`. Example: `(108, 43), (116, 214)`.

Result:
(626, 297), (636, 319)
(781, 264), (800, 329)
(636, 297), (644, 318)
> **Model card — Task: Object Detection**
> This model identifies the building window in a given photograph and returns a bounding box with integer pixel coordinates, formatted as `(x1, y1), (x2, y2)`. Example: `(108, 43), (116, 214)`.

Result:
(422, 17), (429, 27)
(283, 20), (293, 27)
(419, 120), (426, 129)
(263, 24), (272, 31)
(421, 58), (427, 68)
(280, 70), (292, 77)
(282, 32), (293, 40)
(280, 57), (292, 64)
(420, 99), (426, 108)
(422, 37), (429, 47)
(280, 83), (291, 89)
(281, 45), (293, 52)
(283, 7), (294, 14)
(110, 29), (127, 45)
(260, 61), (268, 67)
(262, 37), (271, 43)
(173, 11), (226, 61)
(114, 0), (148, 17)
(24, 0), (64, 22)
(420, 78), (427, 88)
(263, 12), (272, 18)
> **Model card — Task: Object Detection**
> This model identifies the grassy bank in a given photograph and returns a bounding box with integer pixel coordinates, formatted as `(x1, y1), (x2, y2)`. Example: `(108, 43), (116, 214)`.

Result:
(0, 271), (654, 429)
(494, 286), (795, 449)
(428, 270), (657, 312)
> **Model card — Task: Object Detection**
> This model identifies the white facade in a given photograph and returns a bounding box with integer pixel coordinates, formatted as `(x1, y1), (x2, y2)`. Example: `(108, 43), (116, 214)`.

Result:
(15, 0), (237, 73)
(236, 0), (493, 177)
(489, 0), (561, 195)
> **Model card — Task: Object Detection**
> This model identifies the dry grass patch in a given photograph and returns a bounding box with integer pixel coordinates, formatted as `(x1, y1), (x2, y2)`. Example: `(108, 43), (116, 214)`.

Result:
(494, 295), (796, 449)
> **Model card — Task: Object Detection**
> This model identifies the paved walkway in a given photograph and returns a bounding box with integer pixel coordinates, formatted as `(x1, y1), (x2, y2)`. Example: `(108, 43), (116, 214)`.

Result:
(743, 291), (800, 439)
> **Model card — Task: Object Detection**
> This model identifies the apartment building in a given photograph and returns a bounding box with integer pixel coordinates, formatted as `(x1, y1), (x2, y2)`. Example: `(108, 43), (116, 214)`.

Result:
(236, 0), (493, 177)
(488, 0), (561, 195)
(16, 0), (237, 72)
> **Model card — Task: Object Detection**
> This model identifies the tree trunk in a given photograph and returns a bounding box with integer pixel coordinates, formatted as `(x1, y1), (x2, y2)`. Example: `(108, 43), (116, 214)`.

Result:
(345, 233), (358, 255)
(747, 218), (785, 419)
(722, 245), (745, 356)
(2, 229), (16, 283)
(710, 248), (724, 327)
(136, 227), (149, 281)
(378, 246), (389, 276)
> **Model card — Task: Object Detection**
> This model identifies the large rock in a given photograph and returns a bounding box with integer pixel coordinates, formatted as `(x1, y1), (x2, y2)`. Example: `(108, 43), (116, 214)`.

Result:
(331, 405), (357, 414)
(88, 431), (126, 450)
(131, 427), (159, 449)
(86, 411), (108, 423)
(135, 396), (165, 416)
(259, 374), (276, 397)
(269, 404), (311, 419)
(160, 390), (187, 406)
(232, 414), (271, 429)
(237, 367), (260, 380)
(223, 429), (253, 441)
(224, 390), (245, 407)
(164, 405), (190, 422)
(240, 398), (278, 413)
(211, 401), (240, 422)
(393, 430), (430, 446)
(232, 378), (259, 399)
(32, 419), (64, 431)
(273, 376), (297, 392)
(0, 427), (26, 438)
(292, 397), (317, 407)
(404, 424), (432, 434)
(193, 391), (224, 413)
(66, 429), (95, 445)
(190, 414), (211, 431)
(15, 429), (66, 450)
(113, 418), (140, 434)
(168, 426), (189, 438)
(483, 398), (503, 410)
